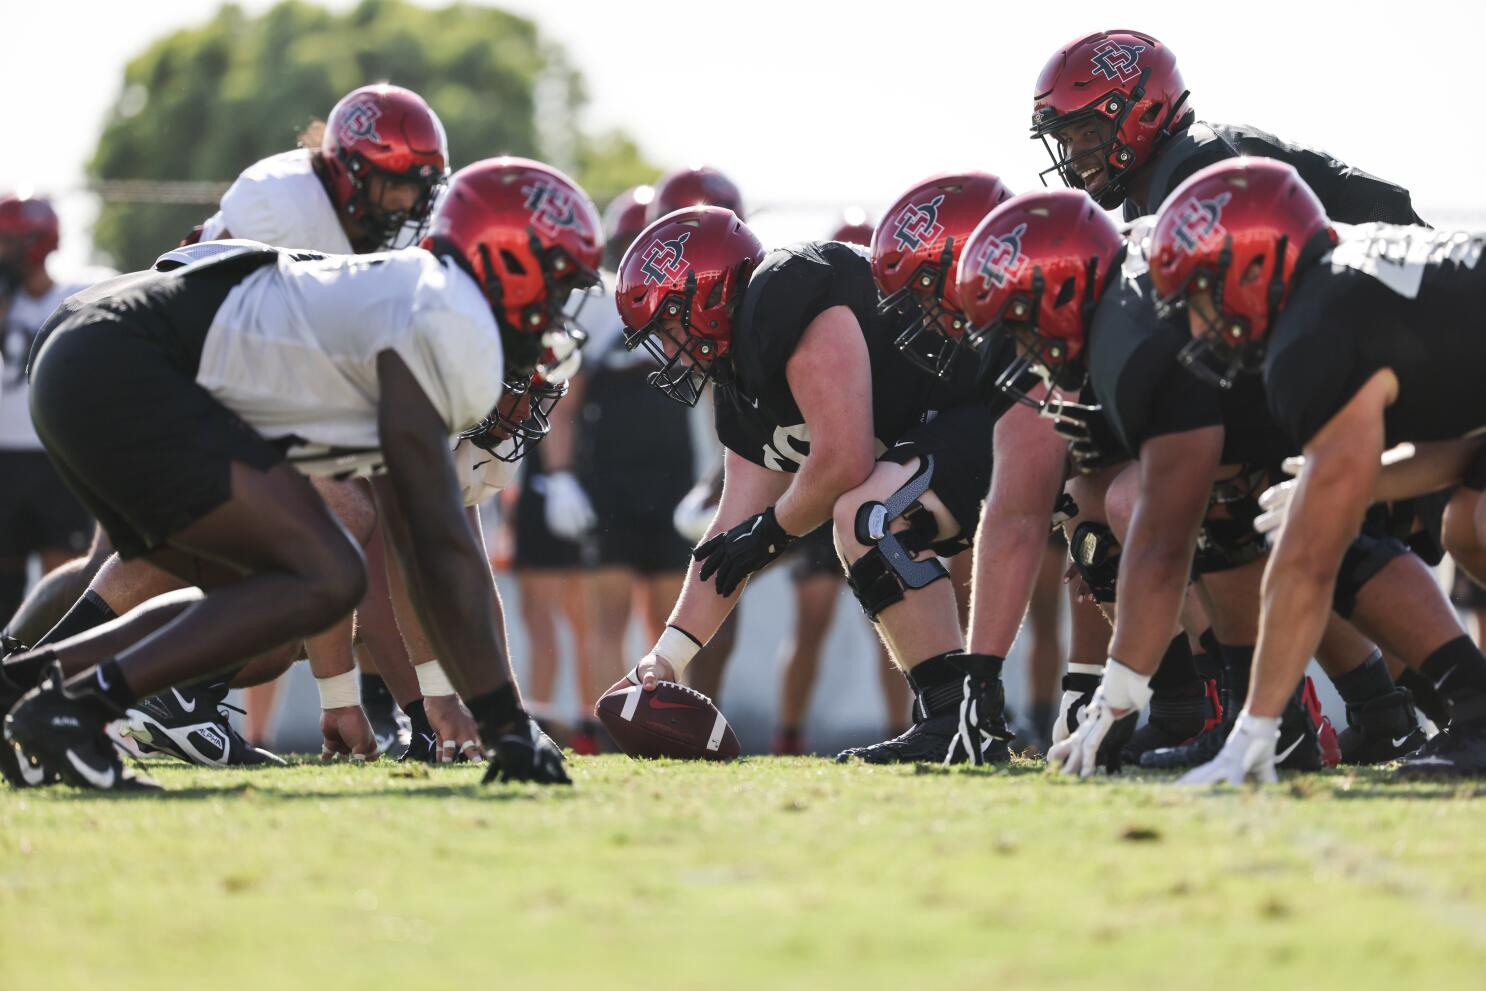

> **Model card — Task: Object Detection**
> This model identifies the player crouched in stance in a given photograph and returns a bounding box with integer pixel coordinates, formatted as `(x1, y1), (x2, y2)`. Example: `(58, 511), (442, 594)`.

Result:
(1148, 159), (1486, 783)
(610, 173), (1011, 765)
(0, 157), (600, 790)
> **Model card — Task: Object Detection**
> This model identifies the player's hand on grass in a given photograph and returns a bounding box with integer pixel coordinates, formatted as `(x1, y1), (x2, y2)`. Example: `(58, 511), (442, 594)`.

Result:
(482, 717), (570, 785)
(1047, 661), (1150, 777)
(320, 705), (379, 763)
(424, 694), (483, 763)
(1178, 713), (1279, 786)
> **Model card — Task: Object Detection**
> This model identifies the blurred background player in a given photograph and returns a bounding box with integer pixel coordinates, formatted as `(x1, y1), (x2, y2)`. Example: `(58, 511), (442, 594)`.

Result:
(0, 194), (98, 632)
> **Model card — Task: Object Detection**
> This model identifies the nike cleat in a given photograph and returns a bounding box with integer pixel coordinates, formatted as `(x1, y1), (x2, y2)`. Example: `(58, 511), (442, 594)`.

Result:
(836, 713), (967, 764)
(1397, 696), (1486, 779)
(1141, 719), (1232, 770)
(1338, 687), (1427, 765)
(365, 696), (411, 760)
(0, 667), (54, 788)
(1121, 679), (1221, 765)
(125, 682), (286, 768)
(1274, 681), (1324, 771)
(5, 666), (159, 792)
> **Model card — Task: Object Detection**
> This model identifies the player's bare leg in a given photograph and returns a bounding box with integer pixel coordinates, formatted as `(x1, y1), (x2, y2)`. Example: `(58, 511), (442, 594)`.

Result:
(774, 570), (840, 754)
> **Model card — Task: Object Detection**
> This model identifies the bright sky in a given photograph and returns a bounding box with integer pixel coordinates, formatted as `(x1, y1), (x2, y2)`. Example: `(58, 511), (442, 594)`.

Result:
(7, 0), (1485, 267)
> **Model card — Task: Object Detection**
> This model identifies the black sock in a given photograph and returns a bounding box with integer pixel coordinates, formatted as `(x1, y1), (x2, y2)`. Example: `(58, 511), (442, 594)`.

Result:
(1198, 628), (1222, 659)
(360, 672), (394, 709)
(404, 698), (432, 741)
(35, 590), (117, 649)
(1331, 650), (1394, 708)
(63, 660), (136, 717)
(1397, 668), (1451, 726)
(1149, 634), (1200, 695)
(1419, 635), (1486, 703)
(2, 647), (58, 690)
(1219, 643), (1255, 714)
(906, 651), (966, 717)
(466, 682), (525, 739)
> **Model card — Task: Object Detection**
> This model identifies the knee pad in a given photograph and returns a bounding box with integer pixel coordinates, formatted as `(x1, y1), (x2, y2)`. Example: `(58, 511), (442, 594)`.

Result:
(1334, 531), (1410, 618)
(845, 543), (949, 620)
(1069, 521), (1120, 603)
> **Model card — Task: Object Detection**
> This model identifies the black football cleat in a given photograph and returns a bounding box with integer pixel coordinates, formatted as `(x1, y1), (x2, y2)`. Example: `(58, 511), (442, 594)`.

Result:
(400, 727), (440, 764)
(1397, 696), (1486, 779)
(1141, 718), (1232, 770)
(836, 713), (964, 764)
(365, 698), (411, 760)
(1274, 687), (1323, 772)
(1121, 679), (1221, 765)
(5, 665), (159, 792)
(125, 682), (285, 768)
(1339, 688), (1427, 765)
(0, 666), (54, 788)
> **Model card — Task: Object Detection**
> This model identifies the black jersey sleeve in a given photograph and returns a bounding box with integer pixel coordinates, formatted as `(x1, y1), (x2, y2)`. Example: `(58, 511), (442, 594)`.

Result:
(1214, 124), (1424, 226)
(1124, 123), (1237, 222)
(1140, 360), (1225, 446)
(1263, 268), (1377, 447)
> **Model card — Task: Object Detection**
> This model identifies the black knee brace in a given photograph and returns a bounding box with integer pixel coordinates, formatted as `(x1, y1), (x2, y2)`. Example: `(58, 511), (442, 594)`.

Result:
(1334, 530), (1410, 618)
(844, 455), (949, 620)
(1069, 521), (1120, 603)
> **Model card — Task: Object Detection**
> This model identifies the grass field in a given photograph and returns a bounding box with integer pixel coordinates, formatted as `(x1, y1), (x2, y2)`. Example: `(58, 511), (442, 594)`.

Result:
(3, 755), (1486, 990)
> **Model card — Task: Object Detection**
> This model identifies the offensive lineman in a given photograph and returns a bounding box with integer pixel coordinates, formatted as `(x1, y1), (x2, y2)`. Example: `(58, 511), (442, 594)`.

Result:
(0, 157), (599, 790)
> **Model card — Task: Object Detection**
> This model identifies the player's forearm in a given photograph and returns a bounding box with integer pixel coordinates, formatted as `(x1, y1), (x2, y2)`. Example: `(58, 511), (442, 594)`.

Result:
(966, 509), (1051, 656)
(1107, 521), (1196, 675)
(774, 451), (871, 537)
(667, 533), (746, 646)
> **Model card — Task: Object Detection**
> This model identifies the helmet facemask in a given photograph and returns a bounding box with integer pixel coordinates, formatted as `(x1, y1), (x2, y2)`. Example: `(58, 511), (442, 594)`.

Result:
(1157, 236), (1285, 391)
(876, 244), (968, 380)
(978, 263), (1099, 429)
(624, 274), (724, 408)
(339, 151), (449, 250)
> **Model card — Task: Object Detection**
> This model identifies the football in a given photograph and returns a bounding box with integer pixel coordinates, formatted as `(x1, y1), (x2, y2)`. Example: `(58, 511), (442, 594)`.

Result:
(595, 680), (741, 761)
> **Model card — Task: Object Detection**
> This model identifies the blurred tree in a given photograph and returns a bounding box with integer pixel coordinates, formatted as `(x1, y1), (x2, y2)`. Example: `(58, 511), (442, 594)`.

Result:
(88, 0), (657, 270)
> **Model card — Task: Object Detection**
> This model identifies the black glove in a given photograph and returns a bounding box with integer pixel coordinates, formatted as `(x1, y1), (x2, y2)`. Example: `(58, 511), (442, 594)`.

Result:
(946, 653), (1012, 766)
(482, 717), (571, 785)
(693, 506), (795, 597)
(1053, 408), (1126, 474)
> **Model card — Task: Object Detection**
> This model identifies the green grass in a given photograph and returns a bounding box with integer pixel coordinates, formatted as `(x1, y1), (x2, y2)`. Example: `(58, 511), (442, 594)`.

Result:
(3, 756), (1486, 990)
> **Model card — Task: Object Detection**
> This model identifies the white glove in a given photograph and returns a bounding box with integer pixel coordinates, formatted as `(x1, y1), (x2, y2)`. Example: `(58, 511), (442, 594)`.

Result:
(1048, 659), (1152, 778)
(543, 470), (595, 540)
(1255, 445), (1417, 537)
(673, 483), (717, 545)
(1177, 712), (1279, 786)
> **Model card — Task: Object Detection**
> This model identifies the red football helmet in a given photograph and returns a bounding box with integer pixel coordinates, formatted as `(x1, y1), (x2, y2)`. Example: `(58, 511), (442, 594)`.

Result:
(0, 193), (60, 288)
(603, 184), (656, 270)
(1150, 157), (1335, 389)
(321, 84), (449, 248)
(615, 206), (765, 406)
(1031, 30), (1193, 209)
(423, 157), (603, 376)
(871, 172), (1014, 378)
(647, 166), (746, 222)
(957, 189), (1125, 413)
(830, 207), (874, 247)
(462, 336), (582, 461)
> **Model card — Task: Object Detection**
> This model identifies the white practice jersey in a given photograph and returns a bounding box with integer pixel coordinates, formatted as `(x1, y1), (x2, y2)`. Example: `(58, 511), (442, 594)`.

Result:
(1, 278), (97, 449)
(201, 149), (354, 255)
(195, 246), (504, 477)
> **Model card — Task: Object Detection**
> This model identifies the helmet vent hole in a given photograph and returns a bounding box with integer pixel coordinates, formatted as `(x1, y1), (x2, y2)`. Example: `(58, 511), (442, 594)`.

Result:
(704, 280), (725, 309)
(500, 249), (527, 275)
(1054, 277), (1077, 308)
(1141, 103), (1163, 123)
(1241, 256), (1266, 286)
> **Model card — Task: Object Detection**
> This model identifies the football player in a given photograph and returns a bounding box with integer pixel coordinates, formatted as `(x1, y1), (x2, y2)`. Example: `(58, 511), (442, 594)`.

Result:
(14, 84), (453, 766)
(0, 157), (598, 790)
(959, 191), (1427, 778)
(0, 195), (101, 633)
(612, 171), (1010, 765)
(1147, 158), (1486, 781)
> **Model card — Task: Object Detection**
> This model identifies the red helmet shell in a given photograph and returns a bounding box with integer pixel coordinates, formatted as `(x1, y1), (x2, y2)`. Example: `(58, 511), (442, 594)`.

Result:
(615, 206), (763, 359)
(1032, 30), (1191, 206)
(958, 189), (1124, 368)
(1151, 157), (1334, 349)
(0, 193), (60, 274)
(871, 172), (1015, 332)
(422, 157), (603, 336)
(648, 166), (745, 222)
(321, 83), (449, 235)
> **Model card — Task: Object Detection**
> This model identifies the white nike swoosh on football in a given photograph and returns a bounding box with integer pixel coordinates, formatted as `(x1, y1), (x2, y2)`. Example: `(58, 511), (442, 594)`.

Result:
(1275, 737), (1303, 763)
(65, 748), (116, 789)
(171, 688), (197, 713)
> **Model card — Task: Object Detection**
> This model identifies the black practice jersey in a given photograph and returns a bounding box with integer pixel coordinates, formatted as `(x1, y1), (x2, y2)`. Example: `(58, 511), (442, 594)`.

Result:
(715, 240), (980, 472)
(1125, 122), (1423, 226)
(1265, 224), (1486, 448)
(1088, 260), (1293, 467)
